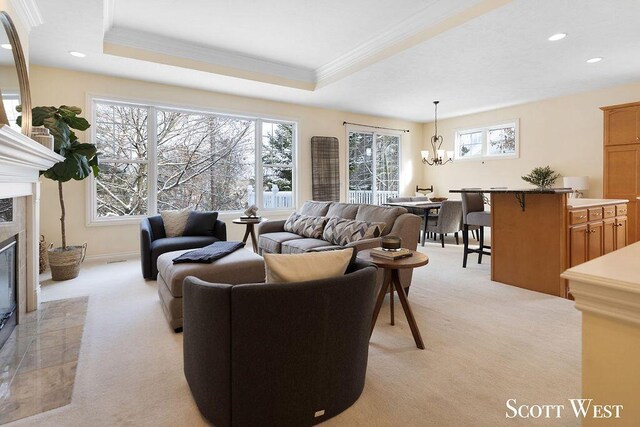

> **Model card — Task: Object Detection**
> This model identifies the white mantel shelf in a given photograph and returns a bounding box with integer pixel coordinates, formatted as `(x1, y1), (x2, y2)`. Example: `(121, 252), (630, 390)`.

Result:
(562, 242), (640, 326)
(0, 125), (63, 184)
(0, 124), (62, 314)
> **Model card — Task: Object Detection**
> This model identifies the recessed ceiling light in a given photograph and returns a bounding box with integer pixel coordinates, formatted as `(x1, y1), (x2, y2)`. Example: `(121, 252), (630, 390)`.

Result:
(69, 51), (86, 58)
(0, 43), (11, 50)
(586, 57), (603, 63)
(548, 33), (567, 41)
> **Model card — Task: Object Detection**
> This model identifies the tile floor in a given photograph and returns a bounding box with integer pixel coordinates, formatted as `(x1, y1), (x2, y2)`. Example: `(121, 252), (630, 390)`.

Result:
(0, 296), (88, 424)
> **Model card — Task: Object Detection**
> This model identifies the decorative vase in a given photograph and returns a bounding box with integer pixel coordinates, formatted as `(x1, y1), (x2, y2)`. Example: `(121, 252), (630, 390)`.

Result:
(47, 242), (87, 281)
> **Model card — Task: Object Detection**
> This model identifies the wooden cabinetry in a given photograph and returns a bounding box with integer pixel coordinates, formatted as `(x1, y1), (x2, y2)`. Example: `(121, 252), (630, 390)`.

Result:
(570, 224), (587, 267)
(568, 203), (628, 268)
(605, 105), (639, 146)
(602, 102), (640, 244)
(603, 218), (616, 254)
(587, 221), (603, 261)
(566, 201), (628, 299)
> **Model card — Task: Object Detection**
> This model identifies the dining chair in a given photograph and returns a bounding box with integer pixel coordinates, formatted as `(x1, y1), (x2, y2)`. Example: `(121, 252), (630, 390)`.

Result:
(461, 192), (491, 267)
(425, 200), (462, 248)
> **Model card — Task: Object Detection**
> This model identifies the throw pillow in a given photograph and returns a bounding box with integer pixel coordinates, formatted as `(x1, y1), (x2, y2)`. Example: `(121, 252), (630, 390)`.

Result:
(284, 213), (327, 238)
(183, 211), (219, 237)
(298, 200), (332, 216)
(355, 205), (405, 236)
(264, 249), (352, 283)
(160, 208), (192, 237)
(322, 217), (385, 246)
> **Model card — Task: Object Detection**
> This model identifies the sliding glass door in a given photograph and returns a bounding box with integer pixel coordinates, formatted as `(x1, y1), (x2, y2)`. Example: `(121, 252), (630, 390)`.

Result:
(348, 129), (400, 205)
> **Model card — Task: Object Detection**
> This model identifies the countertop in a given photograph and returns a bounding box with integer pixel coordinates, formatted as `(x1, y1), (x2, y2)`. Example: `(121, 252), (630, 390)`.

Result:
(449, 188), (572, 194)
(567, 198), (629, 208)
(562, 241), (640, 289)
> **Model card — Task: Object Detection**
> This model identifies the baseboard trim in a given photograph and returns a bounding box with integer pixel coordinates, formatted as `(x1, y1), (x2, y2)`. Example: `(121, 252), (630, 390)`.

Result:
(84, 251), (140, 263)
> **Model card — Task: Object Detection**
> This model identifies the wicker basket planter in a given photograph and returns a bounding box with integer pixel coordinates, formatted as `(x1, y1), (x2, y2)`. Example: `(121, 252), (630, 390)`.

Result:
(39, 235), (48, 274)
(48, 243), (87, 281)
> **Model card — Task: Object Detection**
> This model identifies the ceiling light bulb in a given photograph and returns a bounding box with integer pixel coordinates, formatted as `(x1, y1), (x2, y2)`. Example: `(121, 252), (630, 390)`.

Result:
(0, 43), (11, 50)
(69, 51), (86, 58)
(586, 57), (603, 63)
(548, 33), (567, 41)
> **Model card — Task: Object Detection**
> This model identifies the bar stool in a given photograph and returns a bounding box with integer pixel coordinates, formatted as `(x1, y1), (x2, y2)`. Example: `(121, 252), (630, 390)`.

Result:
(461, 192), (491, 267)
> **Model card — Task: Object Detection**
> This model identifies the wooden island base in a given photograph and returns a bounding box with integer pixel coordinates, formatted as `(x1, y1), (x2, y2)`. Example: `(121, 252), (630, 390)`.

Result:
(490, 192), (568, 297)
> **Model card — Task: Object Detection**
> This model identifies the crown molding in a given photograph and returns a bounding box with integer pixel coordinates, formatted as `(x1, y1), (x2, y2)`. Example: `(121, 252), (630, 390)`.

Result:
(9, 0), (43, 32)
(562, 243), (640, 326)
(103, 0), (115, 32)
(315, 0), (512, 88)
(100, 0), (510, 90)
(104, 27), (315, 88)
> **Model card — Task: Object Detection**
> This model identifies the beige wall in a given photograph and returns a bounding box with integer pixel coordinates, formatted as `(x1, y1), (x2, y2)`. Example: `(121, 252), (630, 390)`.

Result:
(422, 82), (640, 199)
(30, 66), (424, 258)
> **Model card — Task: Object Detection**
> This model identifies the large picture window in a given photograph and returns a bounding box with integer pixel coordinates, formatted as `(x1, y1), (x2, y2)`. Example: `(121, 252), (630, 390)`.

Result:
(454, 120), (519, 161)
(91, 98), (296, 222)
(348, 128), (400, 205)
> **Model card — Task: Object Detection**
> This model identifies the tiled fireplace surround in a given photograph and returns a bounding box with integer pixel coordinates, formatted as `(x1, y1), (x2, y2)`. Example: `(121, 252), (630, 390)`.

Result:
(0, 126), (62, 328)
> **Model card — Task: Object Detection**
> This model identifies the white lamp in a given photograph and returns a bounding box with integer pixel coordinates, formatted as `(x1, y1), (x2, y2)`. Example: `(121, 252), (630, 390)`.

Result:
(563, 176), (589, 198)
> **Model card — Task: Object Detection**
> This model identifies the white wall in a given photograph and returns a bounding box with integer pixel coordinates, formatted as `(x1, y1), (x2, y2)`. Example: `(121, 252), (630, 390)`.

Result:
(30, 66), (424, 258)
(422, 82), (640, 199)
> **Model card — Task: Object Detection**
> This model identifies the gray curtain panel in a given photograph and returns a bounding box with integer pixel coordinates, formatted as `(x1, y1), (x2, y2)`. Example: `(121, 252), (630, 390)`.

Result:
(311, 136), (340, 201)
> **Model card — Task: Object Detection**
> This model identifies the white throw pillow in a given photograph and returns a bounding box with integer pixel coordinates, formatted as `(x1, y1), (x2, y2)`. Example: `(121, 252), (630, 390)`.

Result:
(264, 249), (352, 284)
(160, 208), (192, 237)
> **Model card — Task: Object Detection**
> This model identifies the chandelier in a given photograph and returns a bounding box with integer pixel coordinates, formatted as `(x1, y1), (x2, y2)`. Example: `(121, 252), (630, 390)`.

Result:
(421, 101), (453, 166)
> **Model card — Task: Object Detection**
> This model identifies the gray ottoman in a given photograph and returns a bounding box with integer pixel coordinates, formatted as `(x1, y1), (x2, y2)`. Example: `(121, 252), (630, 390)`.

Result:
(157, 248), (265, 331)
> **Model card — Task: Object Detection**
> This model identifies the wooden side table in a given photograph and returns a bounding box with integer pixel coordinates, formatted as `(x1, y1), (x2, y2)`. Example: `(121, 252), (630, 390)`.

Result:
(358, 249), (429, 349)
(232, 218), (266, 252)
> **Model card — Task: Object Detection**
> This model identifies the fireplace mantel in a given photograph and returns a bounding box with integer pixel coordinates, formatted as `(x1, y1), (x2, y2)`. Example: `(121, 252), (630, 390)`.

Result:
(0, 125), (62, 314)
(0, 126), (62, 185)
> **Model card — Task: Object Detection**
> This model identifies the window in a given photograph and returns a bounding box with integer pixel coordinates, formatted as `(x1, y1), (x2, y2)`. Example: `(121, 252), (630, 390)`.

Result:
(2, 93), (20, 133)
(91, 98), (296, 222)
(454, 120), (519, 160)
(348, 129), (400, 205)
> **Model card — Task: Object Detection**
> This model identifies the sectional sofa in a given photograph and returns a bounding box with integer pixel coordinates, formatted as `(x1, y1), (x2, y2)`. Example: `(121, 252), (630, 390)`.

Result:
(256, 201), (422, 290)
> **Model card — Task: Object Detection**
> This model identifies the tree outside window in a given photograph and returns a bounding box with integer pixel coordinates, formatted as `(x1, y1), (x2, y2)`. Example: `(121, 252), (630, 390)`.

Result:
(92, 100), (295, 220)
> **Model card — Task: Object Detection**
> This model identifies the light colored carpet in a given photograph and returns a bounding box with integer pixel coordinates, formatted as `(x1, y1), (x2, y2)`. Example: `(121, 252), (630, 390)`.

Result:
(10, 241), (581, 426)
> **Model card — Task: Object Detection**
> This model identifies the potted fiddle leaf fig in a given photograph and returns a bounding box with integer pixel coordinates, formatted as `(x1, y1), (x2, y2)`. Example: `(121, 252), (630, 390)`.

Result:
(18, 106), (99, 280)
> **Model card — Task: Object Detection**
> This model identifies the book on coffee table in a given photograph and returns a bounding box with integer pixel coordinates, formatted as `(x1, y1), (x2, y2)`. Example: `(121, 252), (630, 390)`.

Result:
(240, 216), (262, 221)
(370, 247), (413, 260)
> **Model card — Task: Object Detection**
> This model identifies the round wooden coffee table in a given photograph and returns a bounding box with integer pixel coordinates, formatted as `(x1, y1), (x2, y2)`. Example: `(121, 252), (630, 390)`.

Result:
(232, 218), (267, 252)
(358, 249), (429, 349)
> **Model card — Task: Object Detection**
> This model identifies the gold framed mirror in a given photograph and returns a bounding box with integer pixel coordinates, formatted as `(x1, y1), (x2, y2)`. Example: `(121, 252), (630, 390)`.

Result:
(0, 11), (31, 137)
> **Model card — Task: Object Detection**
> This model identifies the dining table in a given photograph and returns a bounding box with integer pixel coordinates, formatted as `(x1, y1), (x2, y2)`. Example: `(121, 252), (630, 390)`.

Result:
(385, 201), (442, 246)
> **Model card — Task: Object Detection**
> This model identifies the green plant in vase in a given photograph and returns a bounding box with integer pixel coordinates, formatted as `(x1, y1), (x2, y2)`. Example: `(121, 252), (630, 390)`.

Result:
(18, 105), (99, 280)
(521, 165), (560, 189)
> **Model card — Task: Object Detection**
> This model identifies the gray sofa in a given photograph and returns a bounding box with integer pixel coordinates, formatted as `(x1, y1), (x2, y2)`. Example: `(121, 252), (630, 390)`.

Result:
(183, 259), (378, 426)
(257, 201), (421, 290)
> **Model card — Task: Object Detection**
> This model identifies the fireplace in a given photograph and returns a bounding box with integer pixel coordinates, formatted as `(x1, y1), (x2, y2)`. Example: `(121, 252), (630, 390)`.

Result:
(0, 235), (17, 349)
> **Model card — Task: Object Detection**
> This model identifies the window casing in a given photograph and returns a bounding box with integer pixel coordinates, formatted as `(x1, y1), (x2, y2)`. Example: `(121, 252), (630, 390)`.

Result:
(454, 120), (519, 161)
(89, 98), (296, 224)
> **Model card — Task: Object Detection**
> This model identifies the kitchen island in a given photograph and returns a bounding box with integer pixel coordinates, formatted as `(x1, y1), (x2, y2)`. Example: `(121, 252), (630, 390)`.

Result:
(451, 188), (572, 297)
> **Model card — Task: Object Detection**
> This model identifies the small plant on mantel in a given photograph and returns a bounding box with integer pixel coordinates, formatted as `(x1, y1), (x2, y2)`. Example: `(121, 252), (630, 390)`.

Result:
(521, 165), (560, 190)
(18, 105), (99, 280)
